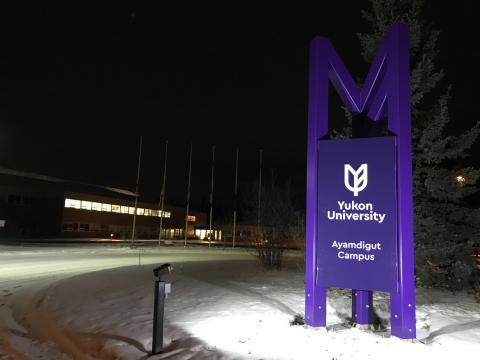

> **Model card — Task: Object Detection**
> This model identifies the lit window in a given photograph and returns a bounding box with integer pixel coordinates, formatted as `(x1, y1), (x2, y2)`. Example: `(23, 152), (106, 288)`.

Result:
(65, 198), (81, 209)
(81, 201), (92, 210)
(92, 202), (102, 211)
(187, 215), (196, 222)
(160, 211), (171, 218)
(64, 198), (165, 218)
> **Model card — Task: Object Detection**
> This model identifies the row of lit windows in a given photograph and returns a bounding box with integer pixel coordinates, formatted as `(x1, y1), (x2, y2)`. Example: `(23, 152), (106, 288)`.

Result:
(195, 229), (222, 240)
(64, 198), (171, 218)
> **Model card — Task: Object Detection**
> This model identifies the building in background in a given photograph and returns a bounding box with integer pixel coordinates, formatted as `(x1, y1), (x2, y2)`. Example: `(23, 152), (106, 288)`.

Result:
(0, 167), (206, 240)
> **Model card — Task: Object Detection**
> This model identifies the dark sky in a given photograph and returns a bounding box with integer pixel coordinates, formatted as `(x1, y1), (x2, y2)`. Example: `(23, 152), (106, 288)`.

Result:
(0, 1), (479, 214)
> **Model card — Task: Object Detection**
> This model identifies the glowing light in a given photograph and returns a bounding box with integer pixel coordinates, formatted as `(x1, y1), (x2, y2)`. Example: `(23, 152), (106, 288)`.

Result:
(81, 201), (92, 210)
(455, 175), (466, 185)
(64, 198), (171, 218)
(65, 198), (81, 209)
(92, 202), (102, 211)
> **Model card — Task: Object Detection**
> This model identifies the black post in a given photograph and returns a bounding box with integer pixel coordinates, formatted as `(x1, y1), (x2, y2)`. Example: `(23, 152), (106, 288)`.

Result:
(152, 263), (172, 355)
(152, 279), (166, 354)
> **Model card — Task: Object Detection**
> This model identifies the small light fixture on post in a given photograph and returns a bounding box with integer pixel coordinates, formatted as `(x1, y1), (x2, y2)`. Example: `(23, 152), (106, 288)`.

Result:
(152, 263), (173, 355)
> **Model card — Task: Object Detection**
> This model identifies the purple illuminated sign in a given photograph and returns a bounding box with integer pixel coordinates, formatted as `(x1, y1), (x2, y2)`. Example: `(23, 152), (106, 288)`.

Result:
(317, 137), (397, 292)
(305, 23), (416, 339)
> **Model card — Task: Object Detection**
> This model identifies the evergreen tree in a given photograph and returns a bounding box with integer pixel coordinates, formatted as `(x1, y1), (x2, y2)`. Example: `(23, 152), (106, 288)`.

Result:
(355, 0), (480, 291)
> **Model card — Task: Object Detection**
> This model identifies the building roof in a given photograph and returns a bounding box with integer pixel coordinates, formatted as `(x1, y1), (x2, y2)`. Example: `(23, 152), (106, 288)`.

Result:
(0, 166), (136, 199)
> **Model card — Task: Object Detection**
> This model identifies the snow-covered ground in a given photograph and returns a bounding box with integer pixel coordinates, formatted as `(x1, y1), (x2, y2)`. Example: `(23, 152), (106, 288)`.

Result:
(1, 244), (479, 359)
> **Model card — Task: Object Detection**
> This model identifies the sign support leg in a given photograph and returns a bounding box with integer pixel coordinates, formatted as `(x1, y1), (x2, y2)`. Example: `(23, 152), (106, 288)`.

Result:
(305, 36), (329, 327)
(352, 290), (372, 325)
(387, 24), (416, 339)
(305, 244), (326, 326)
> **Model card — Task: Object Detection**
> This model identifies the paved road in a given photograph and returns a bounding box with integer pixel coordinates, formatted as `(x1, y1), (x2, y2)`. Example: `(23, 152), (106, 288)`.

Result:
(0, 243), (252, 283)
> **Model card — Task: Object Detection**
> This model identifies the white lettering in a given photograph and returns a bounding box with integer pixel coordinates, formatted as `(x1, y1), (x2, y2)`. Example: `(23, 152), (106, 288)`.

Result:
(326, 200), (385, 224)
(337, 251), (376, 262)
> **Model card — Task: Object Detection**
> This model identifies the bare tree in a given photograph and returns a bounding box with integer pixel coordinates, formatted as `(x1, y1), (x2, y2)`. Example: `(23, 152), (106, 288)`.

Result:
(241, 178), (298, 269)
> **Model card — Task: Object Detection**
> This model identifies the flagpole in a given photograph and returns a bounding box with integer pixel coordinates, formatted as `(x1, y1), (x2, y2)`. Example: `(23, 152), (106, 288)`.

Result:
(208, 145), (215, 247)
(158, 140), (168, 246)
(257, 149), (263, 242)
(131, 136), (143, 246)
(232, 148), (239, 248)
(184, 143), (193, 247)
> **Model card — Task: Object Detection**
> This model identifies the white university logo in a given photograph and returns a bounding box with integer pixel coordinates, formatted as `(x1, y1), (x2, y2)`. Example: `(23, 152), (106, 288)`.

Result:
(344, 164), (368, 196)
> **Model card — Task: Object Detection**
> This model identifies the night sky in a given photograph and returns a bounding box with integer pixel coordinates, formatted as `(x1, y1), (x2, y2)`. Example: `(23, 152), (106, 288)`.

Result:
(1, 1), (479, 215)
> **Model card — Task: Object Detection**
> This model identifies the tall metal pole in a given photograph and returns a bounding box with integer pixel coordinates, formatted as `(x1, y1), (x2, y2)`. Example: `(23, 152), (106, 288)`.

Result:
(131, 136), (143, 245)
(232, 148), (239, 248)
(208, 145), (215, 247)
(158, 140), (168, 246)
(257, 149), (263, 242)
(184, 143), (193, 247)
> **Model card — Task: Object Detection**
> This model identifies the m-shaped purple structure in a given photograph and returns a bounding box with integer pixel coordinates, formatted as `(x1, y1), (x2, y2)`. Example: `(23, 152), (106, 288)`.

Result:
(305, 23), (416, 339)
